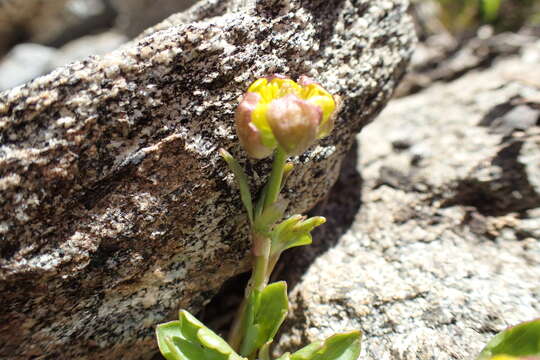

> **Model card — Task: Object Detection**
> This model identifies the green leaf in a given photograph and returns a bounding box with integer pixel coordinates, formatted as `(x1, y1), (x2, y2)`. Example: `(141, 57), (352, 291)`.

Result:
(254, 199), (288, 233)
(259, 341), (272, 360)
(289, 331), (362, 360)
(276, 353), (291, 360)
(289, 341), (323, 360)
(240, 282), (289, 357)
(164, 336), (188, 360)
(477, 319), (540, 360)
(256, 281), (289, 340)
(156, 310), (246, 360)
(156, 321), (184, 360)
(271, 215), (326, 255)
(220, 148), (254, 224)
(254, 182), (269, 219)
(481, 0), (501, 22)
(281, 162), (294, 190)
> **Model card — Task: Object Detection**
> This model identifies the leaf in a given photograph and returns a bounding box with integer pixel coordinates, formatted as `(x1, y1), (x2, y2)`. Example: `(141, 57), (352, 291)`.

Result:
(481, 0), (501, 22)
(156, 310), (246, 360)
(220, 148), (254, 224)
(259, 341), (272, 360)
(276, 353), (291, 360)
(240, 282), (289, 357)
(254, 182), (269, 219)
(256, 281), (289, 340)
(289, 341), (323, 360)
(281, 162), (294, 190)
(156, 321), (184, 360)
(477, 319), (540, 360)
(289, 331), (362, 360)
(253, 199), (288, 234)
(271, 215), (326, 255)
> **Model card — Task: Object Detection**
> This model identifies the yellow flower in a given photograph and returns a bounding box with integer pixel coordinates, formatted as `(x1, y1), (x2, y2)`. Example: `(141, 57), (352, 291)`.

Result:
(235, 75), (336, 158)
(489, 356), (540, 360)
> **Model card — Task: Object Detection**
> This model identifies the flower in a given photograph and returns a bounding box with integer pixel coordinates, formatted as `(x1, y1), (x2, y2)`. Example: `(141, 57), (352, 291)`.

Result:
(235, 75), (336, 158)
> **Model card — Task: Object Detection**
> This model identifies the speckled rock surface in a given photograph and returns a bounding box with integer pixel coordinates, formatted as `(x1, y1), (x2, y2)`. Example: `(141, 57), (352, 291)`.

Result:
(0, 0), (415, 358)
(275, 40), (540, 359)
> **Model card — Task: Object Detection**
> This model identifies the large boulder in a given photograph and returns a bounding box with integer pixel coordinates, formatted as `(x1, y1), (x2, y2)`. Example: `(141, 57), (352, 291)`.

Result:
(276, 39), (540, 359)
(0, 0), (415, 358)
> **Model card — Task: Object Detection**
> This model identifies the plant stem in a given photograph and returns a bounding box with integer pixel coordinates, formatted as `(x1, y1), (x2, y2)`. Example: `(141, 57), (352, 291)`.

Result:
(251, 232), (270, 292)
(229, 233), (272, 352)
(263, 147), (287, 209)
(228, 148), (289, 352)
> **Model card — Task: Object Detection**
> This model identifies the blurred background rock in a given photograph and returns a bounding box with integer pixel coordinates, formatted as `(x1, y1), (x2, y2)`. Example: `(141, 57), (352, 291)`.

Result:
(2, 0), (539, 91)
(0, 0), (197, 90)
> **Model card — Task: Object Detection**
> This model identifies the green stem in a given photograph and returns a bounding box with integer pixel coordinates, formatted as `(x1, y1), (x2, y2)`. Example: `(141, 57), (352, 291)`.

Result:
(263, 147), (288, 210)
(251, 232), (270, 292)
(229, 232), (270, 352)
(229, 148), (289, 352)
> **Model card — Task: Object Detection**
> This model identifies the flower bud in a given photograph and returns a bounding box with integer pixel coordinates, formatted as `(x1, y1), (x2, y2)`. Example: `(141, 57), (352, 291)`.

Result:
(235, 92), (274, 159)
(266, 94), (320, 155)
(235, 75), (336, 158)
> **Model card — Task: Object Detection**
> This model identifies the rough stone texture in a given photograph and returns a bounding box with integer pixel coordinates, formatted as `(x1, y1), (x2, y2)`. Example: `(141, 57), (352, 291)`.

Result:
(0, 0), (415, 358)
(276, 40), (540, 359)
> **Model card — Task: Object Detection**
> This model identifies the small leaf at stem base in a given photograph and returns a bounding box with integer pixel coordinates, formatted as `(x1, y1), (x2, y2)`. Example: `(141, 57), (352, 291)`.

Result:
(283, 330), (362, 360)
(477, 319), (540, 360)
(240, 282), (289, 357)
(156, 310), (246, 360)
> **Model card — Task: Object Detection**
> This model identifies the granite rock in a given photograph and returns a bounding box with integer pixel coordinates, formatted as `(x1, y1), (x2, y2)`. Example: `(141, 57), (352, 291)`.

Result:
(276, 40), (540, 359)
(0, 0), (415, 358)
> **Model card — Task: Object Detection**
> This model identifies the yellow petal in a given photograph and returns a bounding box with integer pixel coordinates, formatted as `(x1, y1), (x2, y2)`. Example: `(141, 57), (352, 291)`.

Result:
(248, 78), (269, 93)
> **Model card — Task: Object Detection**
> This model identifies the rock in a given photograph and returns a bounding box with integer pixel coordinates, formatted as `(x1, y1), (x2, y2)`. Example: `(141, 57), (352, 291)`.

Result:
(0, 0), (415, 359)
(51, 31), (128, 69)
(276, 41), (540, 359)
(0, 32), (127, 92)
(0, 0), (117, 56)
(111, 0), (197, 38)
(0, 43), (58, 90)
(396, 1), (538, 97)
(0, 0), (68, 55)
